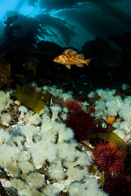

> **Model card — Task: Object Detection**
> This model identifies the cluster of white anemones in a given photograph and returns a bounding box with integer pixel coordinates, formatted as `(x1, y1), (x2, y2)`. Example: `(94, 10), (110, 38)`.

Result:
(88, 84), (131, 139)
(0, 85), (108, 196)
(0, 90), (13, 126)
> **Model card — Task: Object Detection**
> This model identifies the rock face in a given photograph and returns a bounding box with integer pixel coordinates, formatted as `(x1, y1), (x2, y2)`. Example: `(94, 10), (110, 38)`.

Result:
(82, 37), (123, 68)
(0, 56), (11, 88)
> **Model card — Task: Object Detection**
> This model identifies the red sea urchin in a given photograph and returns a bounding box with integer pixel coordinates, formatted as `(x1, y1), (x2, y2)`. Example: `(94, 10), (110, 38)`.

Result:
(93, 140), (125, 174)
(64, 99), (82, 113)
(64, 99), (107, 142)
(104, 174), (131, 196)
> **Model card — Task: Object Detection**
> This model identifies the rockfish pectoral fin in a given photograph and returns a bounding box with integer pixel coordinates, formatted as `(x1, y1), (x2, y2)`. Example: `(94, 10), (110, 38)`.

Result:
(66, 64), (71, 69)
(84, 58), (91, 66)
(76, 63), (84, 67)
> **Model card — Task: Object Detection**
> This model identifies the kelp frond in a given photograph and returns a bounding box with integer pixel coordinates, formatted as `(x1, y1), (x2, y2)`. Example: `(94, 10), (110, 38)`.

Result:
(5, 11), (76, 46)
(27, 0), (124, 11)
(35, 13), (76, 46)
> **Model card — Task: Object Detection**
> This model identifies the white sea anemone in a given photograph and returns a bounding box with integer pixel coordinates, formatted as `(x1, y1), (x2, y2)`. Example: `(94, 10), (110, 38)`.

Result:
(0, 128), (10, 145)
(66, 167), (86, 181)
(57, 142), (76, 162)
(68, 182), (86, 196)
(29, 113), (41, 125)
(50, 105), (62, 121)
(18, 106), (28, 118)
(26, 172), (45, 189)
(21, 124), (37, 147)
(29, 140), (57, 169)
(48, 161), (65, 180)
(1, 113), (12, 126)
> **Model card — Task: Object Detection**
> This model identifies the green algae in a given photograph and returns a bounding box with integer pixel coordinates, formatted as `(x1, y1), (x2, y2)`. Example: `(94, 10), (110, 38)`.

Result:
(89, 132), (126, 150)
(97, 132), (126, 150)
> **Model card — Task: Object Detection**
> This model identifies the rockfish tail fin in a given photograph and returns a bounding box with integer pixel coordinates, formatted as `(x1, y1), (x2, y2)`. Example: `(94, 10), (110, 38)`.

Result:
(84, 58), (91, 66)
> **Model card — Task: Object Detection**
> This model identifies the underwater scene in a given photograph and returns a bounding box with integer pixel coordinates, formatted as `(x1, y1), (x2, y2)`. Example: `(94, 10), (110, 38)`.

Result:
(0, 0), (131, 195)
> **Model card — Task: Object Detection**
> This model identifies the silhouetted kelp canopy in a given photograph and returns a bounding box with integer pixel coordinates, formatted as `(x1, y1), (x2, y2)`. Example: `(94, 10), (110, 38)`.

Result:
(4, 11), (76, 46)
(56, 4), (131, 39)
(26, 0), (121, 10)
(13, 0), (131, 44)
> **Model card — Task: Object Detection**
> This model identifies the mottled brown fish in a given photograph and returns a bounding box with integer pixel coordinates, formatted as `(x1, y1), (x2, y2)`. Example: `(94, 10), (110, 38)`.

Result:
(53, 49), (91, 69)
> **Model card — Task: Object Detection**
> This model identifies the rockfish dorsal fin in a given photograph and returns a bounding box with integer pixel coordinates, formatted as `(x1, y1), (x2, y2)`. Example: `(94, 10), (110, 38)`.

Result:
(64, 49), (77, 56)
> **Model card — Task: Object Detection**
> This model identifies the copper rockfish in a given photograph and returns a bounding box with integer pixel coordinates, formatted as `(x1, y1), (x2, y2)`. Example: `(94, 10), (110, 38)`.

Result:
(53, 49), (91, 69)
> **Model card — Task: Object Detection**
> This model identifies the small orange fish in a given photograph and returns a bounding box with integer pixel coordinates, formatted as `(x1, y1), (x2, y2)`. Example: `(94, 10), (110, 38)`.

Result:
(53, 49), (91, 69)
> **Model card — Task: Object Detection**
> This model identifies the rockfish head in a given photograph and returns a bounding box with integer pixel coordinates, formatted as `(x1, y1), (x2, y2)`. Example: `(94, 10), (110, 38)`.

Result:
(53, 54), (66, 64)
